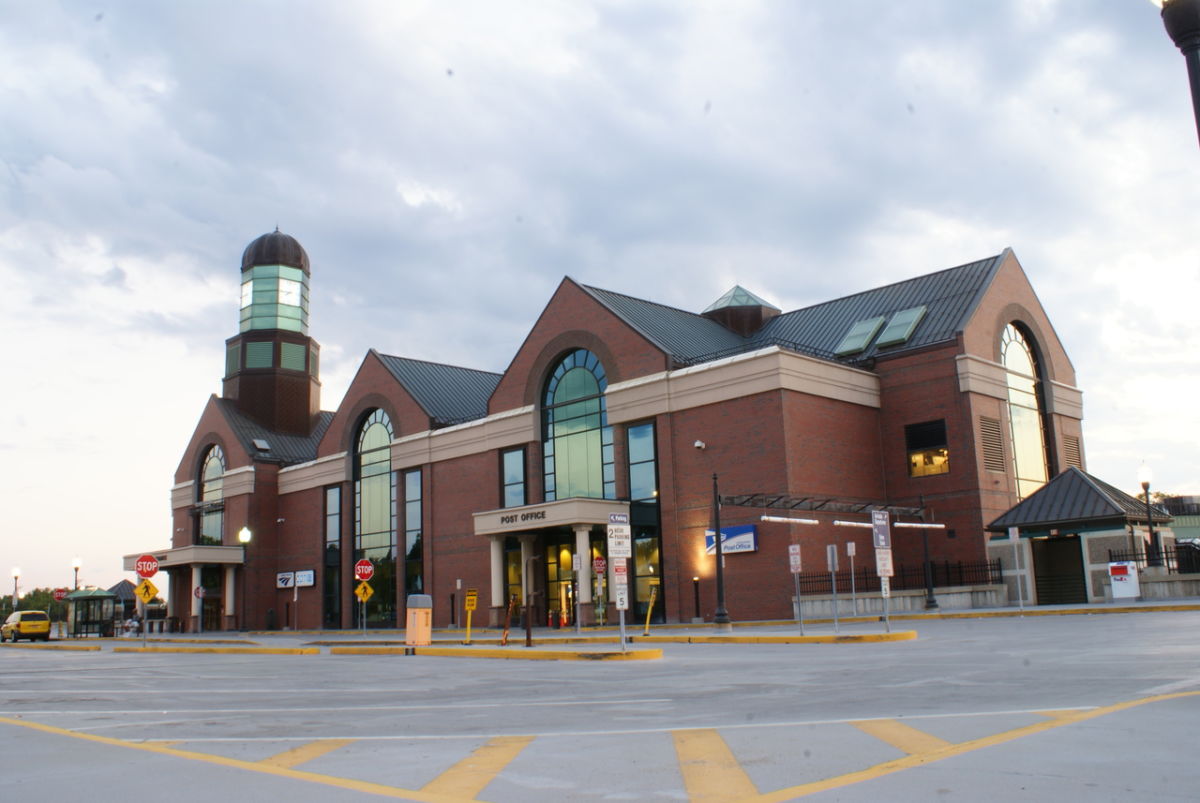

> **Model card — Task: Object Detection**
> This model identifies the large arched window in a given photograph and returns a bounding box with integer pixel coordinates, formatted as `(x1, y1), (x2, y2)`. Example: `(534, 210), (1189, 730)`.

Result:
(1001, 324), (1051, 499)
(197, 445), (225, 545)
(542, 349), (615, 501)
(354, 409), (396, 626)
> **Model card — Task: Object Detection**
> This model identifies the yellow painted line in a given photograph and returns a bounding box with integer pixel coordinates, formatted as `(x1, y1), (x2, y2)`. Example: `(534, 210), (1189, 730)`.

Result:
(673, 728), (759, 802)
(260, 738), (356, 769)
(0, 715), (464, 802)
(635, 631), (917, 645)
(112, 647), (319, 655)
(329, 646), (662, 660)
(421, 734), (533, 798)
(751, 691), (1200, 801)
(851, 719), (953, 755)
(1035, 709), (1088, 719)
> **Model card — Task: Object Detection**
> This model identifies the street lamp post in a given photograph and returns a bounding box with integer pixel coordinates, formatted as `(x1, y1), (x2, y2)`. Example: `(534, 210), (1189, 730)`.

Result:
(1138, 465), (1163, 567)
(1153, 0), (1200, 146)
(238, 527), (252, 631)
(71, 557), (82, 590)
(10, 567), (19, 610)
(692, 576), (700, 622)
(711, 472), (731, 629)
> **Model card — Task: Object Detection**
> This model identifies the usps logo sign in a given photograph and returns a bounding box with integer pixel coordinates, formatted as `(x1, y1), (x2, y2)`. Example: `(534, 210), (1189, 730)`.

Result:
(705, 524), (758, 555)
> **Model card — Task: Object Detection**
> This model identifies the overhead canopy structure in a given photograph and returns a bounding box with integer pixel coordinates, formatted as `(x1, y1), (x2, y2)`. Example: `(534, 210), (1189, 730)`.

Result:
(722, 492), (924, 519)
(987, 466), (1172, 538)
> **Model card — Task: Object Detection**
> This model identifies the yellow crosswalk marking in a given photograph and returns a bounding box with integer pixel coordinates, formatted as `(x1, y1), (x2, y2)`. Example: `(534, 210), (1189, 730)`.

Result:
(673, 728), (759, 802)
(421, 735), (534, 799)
(259, 738), (356, 769)
(850, 719), (953, 755)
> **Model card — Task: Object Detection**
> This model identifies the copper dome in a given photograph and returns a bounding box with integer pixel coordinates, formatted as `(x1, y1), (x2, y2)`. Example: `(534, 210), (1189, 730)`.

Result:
(241, 229), (310, 274)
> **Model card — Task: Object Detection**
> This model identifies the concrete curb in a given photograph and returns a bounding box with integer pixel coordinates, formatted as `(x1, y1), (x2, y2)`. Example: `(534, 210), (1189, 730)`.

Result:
(0, 642), (102, 651)
(633, 631), (918, 645)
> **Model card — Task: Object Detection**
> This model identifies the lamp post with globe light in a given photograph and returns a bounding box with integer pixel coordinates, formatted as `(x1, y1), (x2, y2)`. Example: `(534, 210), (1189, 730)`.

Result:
(1138, 465), (1163, 568)
(1151, 0), (1200, 145)
(238, 527), (252, 631)
(71, 557), (82, 590)
(10, 567), (19, 611)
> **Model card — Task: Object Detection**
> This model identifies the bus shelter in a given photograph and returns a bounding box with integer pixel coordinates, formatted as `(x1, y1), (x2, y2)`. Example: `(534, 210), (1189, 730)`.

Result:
(67, 588), (116, 637)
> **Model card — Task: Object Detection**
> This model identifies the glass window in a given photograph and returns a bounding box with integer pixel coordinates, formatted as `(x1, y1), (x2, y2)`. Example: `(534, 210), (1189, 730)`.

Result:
(905, 420), (949, 477)
(355, 409), (396, 627)
(502, 449), (526, 508)
(1001, 324), (1050, 499)
(627, 423), (658, 501)
(542, 349), (614, 501)
(197, 445), (225, 546)
(404, 469), (423, 596)
(323, 486), (341, 627)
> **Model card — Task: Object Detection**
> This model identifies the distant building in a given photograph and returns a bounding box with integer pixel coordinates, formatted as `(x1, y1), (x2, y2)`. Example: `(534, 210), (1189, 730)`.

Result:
(126, 232), (1087, 631)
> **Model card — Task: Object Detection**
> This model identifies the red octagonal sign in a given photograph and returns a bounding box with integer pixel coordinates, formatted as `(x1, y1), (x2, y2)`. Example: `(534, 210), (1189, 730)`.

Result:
(135, 554), (159, 579)
(354, 559), (374, 582)
(53, 588), (68, 602)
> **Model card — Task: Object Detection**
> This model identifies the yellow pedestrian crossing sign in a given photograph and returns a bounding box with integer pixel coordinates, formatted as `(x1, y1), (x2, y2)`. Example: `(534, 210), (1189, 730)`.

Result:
(355, 581), (373, 603)
(135, 578), (158, 604)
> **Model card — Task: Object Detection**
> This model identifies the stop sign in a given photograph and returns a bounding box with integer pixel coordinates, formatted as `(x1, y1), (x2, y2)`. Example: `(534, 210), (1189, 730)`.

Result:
(135, 554), (159, 579)
(53, 588), (68, 602)
(354, 559), (374, 581)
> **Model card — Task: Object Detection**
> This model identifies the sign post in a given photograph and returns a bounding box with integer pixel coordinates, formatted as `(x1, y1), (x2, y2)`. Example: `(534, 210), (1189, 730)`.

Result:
(1009, 526), (1025, 614)
(464, 588), (478, 644)
(872, 511), (894, 632)
(788, 544), (804, 635)
(826, 544), (839, 633)
(354, 560), (374, 636)
(847, 541), (857, 615)
(608, 513), (631, 652)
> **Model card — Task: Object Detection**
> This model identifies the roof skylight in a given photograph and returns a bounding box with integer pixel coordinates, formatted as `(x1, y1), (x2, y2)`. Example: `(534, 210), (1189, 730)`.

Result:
(834, 316), (886, 356)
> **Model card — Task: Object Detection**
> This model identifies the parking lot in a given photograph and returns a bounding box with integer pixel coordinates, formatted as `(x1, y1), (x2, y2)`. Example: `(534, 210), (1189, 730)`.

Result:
(2, 611), (1199, 801)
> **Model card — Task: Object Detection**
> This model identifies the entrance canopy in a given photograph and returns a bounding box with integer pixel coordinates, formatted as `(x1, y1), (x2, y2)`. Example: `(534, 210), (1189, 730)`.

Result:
(121, 544), (247, 571)
(474, 498), (629, 536)
(987, 466), (1172, 538)
(722, 492), (923, 518)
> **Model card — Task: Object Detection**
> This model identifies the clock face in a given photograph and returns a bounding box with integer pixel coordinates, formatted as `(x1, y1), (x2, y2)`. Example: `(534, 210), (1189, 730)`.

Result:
(278, 278), (302, 306)
(241, 280), (253, 309)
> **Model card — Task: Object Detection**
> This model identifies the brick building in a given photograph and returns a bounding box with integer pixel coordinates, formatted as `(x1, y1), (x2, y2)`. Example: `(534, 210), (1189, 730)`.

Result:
(126, 231), (1085, 631)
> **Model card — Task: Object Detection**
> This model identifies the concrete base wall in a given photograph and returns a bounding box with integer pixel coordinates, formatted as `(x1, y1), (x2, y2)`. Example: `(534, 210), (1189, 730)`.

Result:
(1101, 573), (1200, 602)
(796, 584), (1007, 617)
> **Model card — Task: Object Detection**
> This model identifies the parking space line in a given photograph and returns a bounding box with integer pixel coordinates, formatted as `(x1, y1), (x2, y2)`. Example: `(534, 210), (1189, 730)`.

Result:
(260, 738), (356, 768)
(421, 734), (534, 798)
(752, 691), (1200, 801)
(850, 718), (953, 754)
(673, 728), (759, 801)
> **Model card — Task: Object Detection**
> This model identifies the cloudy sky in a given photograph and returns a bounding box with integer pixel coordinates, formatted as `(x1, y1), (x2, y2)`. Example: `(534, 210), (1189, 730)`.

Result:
(3, 0), (1198, 593)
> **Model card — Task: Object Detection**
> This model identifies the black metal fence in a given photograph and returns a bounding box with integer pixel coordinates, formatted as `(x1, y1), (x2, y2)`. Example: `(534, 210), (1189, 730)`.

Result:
(1107, 544), (1200, 574)
(796, 559), (1003, 595)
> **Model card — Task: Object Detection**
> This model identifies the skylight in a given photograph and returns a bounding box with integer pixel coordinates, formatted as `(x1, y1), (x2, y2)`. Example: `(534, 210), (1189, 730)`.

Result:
(876, 306), (927, 348)
(834, 316), (886, 356)
(252, 438), (271, 452)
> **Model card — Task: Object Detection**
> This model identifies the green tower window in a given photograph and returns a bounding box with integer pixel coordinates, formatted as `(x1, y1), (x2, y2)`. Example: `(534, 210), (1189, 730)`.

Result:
(245, 341), (273, 368)
(280, 342), (307, 371)
(240, 265), (310, 334)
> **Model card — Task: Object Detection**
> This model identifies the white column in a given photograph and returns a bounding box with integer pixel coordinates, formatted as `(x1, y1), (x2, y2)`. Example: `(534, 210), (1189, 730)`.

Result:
(490, 536), (505, 608)
(574, 525), (593, 604)
(190, 565), (202, 619)
(223, 565), (237, 617)
(519, 534), (535, 602)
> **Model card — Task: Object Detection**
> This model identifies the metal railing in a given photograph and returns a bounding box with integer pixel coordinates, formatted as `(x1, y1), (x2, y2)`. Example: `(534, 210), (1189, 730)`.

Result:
(796, 559), (1003, 595)
(1108, 545), (1200, 574)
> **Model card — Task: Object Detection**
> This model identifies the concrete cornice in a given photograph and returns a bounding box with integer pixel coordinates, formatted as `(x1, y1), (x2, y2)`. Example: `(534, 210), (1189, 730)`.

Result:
(278, 451), (348, 495)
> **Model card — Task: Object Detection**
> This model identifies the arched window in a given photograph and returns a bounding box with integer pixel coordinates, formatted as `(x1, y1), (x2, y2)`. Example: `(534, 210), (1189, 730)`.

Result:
(542, 349), (615, 501)
(197, 445), (225, 545)
(1001, 324), (1051, 499)
(354, 409), (396, 626)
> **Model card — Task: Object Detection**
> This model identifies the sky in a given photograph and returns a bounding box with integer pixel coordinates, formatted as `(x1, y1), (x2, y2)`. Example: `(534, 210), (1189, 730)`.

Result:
(2, 0), (1198, 595)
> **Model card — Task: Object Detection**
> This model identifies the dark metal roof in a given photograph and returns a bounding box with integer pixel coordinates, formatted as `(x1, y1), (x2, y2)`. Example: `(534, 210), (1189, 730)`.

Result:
(216, 399), (334, 466)
(108, 579), (136, 602)
(375, 352), (501, 427)
(754, 253), (1004, 361)
(987, 467), (1173, 532)
(241, 229), (310, 274)
(579, 284), (747, 365)
(580, 252), (1005, 369)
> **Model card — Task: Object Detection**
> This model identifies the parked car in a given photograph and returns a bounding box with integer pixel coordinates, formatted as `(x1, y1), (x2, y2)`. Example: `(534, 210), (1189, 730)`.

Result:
(1, 610), (51, 642)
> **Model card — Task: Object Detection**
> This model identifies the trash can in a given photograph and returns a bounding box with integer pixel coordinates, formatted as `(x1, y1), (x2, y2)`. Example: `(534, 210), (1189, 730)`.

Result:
(405, 594), (433, 646)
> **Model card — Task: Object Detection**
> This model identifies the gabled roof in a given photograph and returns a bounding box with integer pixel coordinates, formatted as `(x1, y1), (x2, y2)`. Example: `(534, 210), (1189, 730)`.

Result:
(987, 467), (1173, 533)
(580, 284), (747, 364)
(216, 399), (334, 466)
(703, 285), (780, 313)
(375, 352), (501, 427)
(754, 253), (1004, 361)
(580, 252), (1007, 368)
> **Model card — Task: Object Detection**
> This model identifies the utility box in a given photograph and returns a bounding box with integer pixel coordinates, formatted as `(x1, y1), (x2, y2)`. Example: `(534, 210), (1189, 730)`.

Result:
(1108, 562), (1140, 600)
(405, 594), (433, 646)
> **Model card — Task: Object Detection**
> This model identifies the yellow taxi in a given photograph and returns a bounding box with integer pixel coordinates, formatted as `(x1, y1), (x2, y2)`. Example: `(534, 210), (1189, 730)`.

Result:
(1, 610), (51, 642)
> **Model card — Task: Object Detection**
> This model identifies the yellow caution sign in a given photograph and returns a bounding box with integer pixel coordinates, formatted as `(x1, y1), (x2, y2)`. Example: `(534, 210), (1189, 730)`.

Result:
(464, 588), (478, 644)
(355, 580), (374, 603)
(135, 578), (158, 604)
